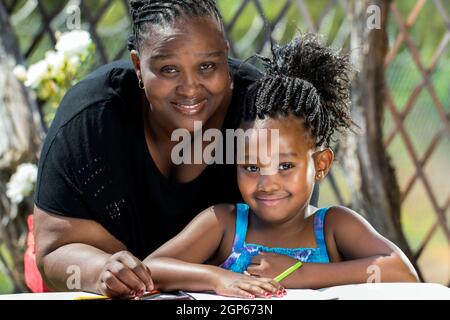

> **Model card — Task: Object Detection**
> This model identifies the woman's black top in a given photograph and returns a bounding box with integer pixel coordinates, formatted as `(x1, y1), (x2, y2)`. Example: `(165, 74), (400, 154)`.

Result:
(34, 58), (319, 260)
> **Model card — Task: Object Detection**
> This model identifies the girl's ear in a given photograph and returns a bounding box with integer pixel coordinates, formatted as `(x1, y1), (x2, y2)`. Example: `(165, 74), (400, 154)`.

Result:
(130, 50), (141, 80)
(313, 148), (334, 181)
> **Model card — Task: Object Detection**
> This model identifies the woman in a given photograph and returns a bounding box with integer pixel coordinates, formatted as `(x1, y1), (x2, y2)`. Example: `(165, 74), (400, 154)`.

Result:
(33, 0), (318, 298)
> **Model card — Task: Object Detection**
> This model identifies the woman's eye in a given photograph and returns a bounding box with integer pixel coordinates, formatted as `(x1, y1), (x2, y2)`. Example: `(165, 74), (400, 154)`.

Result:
(244, 165), (259, 173)
(199, 63), (215, 72)
(279, 163), (294, 171)
(161, 66), (178, 74)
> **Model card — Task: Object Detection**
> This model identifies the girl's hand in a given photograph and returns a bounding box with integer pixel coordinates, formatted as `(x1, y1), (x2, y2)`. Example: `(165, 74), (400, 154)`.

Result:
(212, 268), (285, 299)
(246, 252), (299, 280)
(96, 251), (154, 298)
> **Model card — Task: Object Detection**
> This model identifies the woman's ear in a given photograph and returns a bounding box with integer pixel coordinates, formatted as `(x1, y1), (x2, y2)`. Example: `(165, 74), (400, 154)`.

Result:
(313, 148), (334, 181)
(130, 50), (141, 79)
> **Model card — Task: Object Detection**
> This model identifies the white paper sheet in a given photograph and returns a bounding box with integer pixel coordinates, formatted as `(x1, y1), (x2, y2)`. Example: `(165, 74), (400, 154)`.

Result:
(0, 283), (449, 300)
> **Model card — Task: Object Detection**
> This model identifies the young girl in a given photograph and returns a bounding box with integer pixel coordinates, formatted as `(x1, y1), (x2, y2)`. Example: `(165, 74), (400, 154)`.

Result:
(144, 34), (419, 299)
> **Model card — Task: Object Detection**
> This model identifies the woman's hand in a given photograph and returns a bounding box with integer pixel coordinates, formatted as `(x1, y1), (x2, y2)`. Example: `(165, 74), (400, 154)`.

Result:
(96, 251), (153, 298)
(246, 252), (299, 280)
(212, 268), (285, 299)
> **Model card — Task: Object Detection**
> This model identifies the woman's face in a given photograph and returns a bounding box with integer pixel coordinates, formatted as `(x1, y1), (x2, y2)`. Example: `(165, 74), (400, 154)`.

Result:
(131, 17), (231, 133)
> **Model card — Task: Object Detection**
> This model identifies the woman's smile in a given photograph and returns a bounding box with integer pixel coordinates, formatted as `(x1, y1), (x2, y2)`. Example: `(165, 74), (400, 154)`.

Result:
(171, 99), (207, 116)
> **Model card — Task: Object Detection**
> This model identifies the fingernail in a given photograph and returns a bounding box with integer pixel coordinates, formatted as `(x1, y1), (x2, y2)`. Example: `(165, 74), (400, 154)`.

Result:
(264, 292), (271, 298)
(130, 291), (136, 296)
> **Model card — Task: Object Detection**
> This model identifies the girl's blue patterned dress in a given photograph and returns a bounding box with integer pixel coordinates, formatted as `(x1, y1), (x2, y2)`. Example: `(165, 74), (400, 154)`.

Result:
(220, 203), (330, 273)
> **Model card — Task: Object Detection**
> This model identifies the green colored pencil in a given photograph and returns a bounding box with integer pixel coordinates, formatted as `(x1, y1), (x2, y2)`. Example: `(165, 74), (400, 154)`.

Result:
(274, 261), (303, 282)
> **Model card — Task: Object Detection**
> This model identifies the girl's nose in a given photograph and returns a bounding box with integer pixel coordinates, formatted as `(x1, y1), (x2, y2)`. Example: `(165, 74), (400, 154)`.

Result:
(257, 175), (280, 192)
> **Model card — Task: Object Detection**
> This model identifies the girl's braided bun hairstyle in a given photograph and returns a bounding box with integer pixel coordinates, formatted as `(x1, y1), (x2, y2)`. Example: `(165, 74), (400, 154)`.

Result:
(242, 33), (354, 147)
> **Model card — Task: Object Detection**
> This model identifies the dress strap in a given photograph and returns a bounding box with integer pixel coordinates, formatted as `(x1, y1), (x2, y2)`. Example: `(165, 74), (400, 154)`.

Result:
(231, 203), (250, 251)
(313, 207), (331, 262)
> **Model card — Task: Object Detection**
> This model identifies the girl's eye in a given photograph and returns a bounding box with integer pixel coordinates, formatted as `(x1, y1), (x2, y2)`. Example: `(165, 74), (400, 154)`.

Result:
(199, 63), (216, 72)
(279, 163), (294, 171)
(161, 66), (178, 74)
(244, 165), (259, 173)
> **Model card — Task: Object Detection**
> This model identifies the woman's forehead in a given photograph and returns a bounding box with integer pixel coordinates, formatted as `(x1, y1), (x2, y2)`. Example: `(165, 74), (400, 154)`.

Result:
(139, 17), (226, 58)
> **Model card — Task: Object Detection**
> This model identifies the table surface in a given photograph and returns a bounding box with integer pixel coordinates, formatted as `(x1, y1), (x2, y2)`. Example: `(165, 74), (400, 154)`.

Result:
(0, 283), (449, 300)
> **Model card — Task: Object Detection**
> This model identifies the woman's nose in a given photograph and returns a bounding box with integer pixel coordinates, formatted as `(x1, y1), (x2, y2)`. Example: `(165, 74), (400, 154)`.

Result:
(176, 73), (200, 97)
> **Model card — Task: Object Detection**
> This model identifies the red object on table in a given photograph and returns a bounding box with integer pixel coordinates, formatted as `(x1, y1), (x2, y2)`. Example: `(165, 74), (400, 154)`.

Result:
(24, 214), (50, 293)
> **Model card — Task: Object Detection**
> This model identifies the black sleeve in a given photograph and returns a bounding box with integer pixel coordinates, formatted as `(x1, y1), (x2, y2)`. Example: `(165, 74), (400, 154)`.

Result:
(34, 101), (119, 220)
(225, 58), (262, 128)
(34, 130), (92, 219)
(228, 57), (262, 83)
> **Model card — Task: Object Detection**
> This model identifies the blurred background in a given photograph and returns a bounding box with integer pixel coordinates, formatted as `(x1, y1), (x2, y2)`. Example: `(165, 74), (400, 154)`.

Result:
(0, 0), (449, 293)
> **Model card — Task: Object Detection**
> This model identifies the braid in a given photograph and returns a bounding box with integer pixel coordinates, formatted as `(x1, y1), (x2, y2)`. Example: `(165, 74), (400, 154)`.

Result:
(128, 0), (224, 51)
(242, 33), (354, 147)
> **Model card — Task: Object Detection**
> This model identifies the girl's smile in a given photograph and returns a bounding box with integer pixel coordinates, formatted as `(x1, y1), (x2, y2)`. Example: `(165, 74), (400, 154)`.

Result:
(254, 193), (291, 207)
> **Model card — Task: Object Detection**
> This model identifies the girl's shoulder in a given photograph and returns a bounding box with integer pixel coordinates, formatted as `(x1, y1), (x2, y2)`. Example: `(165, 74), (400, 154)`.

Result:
(324, 206), (379, 245)
(316, 206), (369, 262)
(325, 206), (371, 228)
(205, 203), (239, 265)
(197, 203), (237, 232)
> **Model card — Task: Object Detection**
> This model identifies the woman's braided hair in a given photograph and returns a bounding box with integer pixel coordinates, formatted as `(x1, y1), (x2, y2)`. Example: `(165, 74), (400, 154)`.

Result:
(242, 33), (354, 147)
(128, 0), (224, 51)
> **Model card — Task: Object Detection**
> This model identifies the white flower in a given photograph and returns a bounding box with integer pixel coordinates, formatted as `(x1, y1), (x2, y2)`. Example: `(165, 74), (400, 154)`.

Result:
(68, 55), (81, 68)
(25, 60), (49, 88)
(6, 163), (38, 204)
(56, 30), (92, 57)
(13, 65), (28, 82)
(45, 50), (66, 75)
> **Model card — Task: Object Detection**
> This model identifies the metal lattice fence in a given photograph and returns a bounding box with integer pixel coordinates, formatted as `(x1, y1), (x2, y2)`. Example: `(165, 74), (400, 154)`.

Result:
(4, 0), (450, 285)
(383, 0), (450, 285)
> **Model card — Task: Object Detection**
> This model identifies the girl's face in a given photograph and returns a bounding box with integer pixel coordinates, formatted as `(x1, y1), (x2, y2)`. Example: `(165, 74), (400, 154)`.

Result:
(131, 17), (231, 133)
(237, 115), (333, 224)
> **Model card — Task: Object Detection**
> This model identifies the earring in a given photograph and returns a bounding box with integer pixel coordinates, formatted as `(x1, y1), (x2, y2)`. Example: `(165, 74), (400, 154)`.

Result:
(138, 78), (145, 90)
(315, 171), (324, 180)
